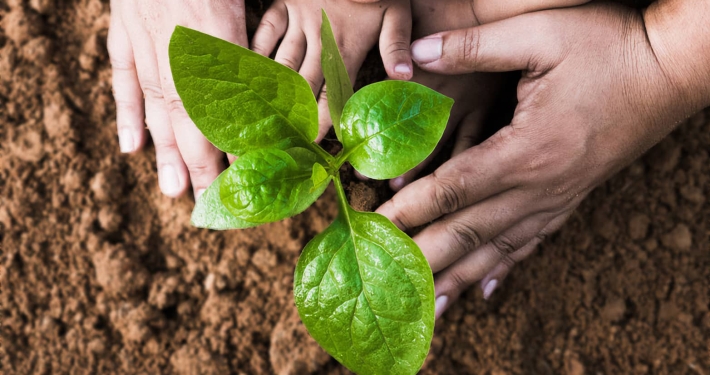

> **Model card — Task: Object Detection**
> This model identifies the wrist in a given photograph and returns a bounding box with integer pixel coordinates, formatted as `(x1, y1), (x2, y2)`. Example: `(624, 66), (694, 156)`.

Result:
(644, 0), (710, 110)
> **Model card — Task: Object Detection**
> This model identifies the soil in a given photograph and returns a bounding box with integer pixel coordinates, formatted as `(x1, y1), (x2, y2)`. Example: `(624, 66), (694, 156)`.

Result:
(0, 1), (708, 375)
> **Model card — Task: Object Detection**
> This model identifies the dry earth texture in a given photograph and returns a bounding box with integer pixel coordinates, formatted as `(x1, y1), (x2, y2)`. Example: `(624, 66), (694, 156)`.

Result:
(0, 0), (708, 374)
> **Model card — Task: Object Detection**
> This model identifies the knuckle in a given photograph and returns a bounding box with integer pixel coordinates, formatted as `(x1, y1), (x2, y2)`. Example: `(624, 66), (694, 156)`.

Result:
(431, 172), (466, 215)
(184, 160), (214, 178)
(384, 40), (410, 56)
(109, 55), (134, 71)
(383, 197), (413, 230)
(141, 82), (164, 101)
(152, 137), (178, 152)
(318, 89), (328, 101)
(164, 93), (186, 115)
(490, 235), (517, 257)
(500, 255), (516, 268)
(460, 27), (481, 67)
(113, 98), (141, 113)
(447, 269), (471, 292)
(446, 220), (483, 254)
(258, 18), (278, 34)
(305, 77), (320, 92)
(280, 56), (299, 69)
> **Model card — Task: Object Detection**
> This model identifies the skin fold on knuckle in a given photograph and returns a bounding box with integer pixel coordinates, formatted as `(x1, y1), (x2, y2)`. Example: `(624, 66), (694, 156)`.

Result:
(490, 234), (518, 257)
(445, 268), (472, 295)
(446, 220), (483, 256)
(430, 172), (466, 216)
(379, 197), (413, 230)
(450, 27), (480, 71)
(164, 93), (187, 116)
(184, 159), (218, 180)
(141, 82), (165, 101)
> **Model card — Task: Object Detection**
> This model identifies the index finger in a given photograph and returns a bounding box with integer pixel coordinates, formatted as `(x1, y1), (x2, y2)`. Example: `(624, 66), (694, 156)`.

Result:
(376, 128), (520, 231)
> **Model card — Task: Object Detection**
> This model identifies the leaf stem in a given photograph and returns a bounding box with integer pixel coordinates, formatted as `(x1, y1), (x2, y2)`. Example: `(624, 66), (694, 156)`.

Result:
(333, 173), (350, 214)
(311, 142), (335, 164)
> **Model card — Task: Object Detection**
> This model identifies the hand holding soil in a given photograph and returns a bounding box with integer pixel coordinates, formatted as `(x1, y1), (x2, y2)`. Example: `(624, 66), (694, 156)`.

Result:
(108, 0), (248, 198)
(378, 2), (710, 317)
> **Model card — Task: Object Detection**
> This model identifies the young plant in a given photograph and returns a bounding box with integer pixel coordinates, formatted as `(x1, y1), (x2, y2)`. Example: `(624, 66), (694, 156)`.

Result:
(169, 12), (452, 375)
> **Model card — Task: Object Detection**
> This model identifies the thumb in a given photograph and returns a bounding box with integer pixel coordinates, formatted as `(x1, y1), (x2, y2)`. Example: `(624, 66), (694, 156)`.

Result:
(410, 12), (561, 75)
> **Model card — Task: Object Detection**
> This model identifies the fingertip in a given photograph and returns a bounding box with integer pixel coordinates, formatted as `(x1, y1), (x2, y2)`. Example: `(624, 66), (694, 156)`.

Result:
(251, 4), (288, 57)
(355, 170), (369, 181)
(434, 295), (449, 320)
(380, 4), (413, 80)
(389, 176), (406, 191)
(482, 278), (498, 300)
(118, 127), (137, 153)
(159, 163), (188, 198)
(411, 36), (443, 66)
(390, 63), (413, 81)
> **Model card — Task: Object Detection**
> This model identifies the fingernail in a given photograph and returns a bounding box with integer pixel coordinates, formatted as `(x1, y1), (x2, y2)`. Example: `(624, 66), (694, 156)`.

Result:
(391, 176), (405, 190)
(483, 279), (498, 300)
(411, 37), (442, 64)
(159, 164), (181, 196)
(394, 63), (412, 75)
(435, 295), (448, 319)
(196, 188), (206, 200)
(118, 128), (135, 153)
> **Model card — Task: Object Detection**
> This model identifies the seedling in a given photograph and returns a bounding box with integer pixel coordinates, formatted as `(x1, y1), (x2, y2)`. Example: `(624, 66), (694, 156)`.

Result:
(169, 12), (452, 375)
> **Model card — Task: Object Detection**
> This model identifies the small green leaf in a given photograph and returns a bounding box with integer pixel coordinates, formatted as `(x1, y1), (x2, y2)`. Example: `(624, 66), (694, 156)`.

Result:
(340, 81), (453, 179)
(219, 148), (330, 223)
(294, 206), (435, 375)
(310, 163), (329, 193)
(169, 26), (319, 156)
(191, 170), (259, 230)
(321, 10), (353, 140)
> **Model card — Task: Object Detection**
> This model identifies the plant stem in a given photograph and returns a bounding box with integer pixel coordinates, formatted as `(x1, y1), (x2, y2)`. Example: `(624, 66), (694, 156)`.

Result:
(333, 173), (350, 214)
(311, 142), (335, 164)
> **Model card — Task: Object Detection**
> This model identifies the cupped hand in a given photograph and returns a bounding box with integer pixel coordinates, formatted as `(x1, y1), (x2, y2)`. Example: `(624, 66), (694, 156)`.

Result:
(108, 0), (247, 198)
(377, 3), (707, 318)
(251, 0), (412, 140)
(388, 0), (506, 191)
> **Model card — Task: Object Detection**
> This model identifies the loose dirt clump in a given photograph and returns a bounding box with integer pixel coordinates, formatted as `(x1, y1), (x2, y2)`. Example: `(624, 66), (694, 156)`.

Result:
(1, 1), (708, 374)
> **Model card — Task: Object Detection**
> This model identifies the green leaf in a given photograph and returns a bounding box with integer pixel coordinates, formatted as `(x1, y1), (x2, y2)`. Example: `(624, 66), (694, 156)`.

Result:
(219, 148), (330, 223)
(310, 163), (329, 192)
(294, 206), (435, 375)
(320, 10), (353, 140)
(191, 169), (259, 230)
(339, 81), (453, 179)
(169, 26), (319, 156)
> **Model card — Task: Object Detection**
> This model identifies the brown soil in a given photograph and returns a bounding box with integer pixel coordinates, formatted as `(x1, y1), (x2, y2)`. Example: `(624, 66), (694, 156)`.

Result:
(1, 1), (708, 374)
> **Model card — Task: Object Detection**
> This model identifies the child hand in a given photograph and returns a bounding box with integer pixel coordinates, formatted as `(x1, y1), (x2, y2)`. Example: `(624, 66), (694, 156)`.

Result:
(251, 0), (412, 140)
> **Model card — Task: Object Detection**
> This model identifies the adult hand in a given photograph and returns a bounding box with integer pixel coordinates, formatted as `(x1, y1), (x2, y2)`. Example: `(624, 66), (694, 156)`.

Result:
(108, 0), (247, 198)
(387, 0), (505, 191)
(377, 3), (710, 318)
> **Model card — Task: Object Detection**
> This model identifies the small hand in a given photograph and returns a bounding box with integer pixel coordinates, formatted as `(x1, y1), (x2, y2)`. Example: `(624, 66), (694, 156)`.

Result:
(107, 0), (247, 198)
(251, 0), (412, 140)
(378, 3), (706, 317)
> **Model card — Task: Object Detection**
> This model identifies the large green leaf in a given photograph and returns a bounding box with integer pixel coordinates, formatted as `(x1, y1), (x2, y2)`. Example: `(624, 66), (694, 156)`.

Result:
(169, 26), (319, 156)
(339, 81), (453, 179)
(191, 169), (259, 230)
(294, 206), (435, 375)
(320, 10), (353, 140)
(219, 148), (330, 223)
